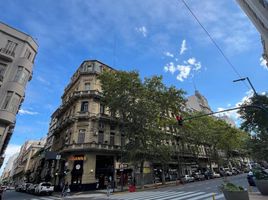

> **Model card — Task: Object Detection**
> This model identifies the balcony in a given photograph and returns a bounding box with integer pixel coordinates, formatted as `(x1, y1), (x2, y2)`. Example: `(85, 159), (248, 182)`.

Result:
(61, 142), (121, 153)
(73, 90), (102, 98)
(52, 117), (75, 135)
(75, 111), (90, 120)
(0, 48), (15, 62)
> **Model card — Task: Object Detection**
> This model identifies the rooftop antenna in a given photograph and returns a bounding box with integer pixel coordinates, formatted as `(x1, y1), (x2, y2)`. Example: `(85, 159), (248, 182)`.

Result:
(192, 77), (197, 92)
(113, 34), (117, 68)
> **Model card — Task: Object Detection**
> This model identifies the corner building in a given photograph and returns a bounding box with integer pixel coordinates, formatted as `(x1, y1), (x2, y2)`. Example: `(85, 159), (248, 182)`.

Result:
(0, 22), (38, 167)
(49, 60), (123, 191)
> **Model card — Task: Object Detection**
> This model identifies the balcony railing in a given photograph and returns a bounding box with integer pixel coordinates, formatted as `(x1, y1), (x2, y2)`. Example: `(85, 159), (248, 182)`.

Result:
(62, 142), (121, 152)
(0, 48), (15, 57)
(73, 90), (102, 97)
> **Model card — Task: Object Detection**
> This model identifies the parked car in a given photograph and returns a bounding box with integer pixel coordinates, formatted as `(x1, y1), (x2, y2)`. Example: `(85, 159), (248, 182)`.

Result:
(7, 186), (15, 190)
(204, 170), (213, 179)
(225, 170), (232, 176)
(212, 172), (221, 178)
(21, 183), (31, 192)
(181, 175), (195, 183)
(231, 168), (239, 175)
(15, 185), (23, 192)
(35, 182), (54, 195)
(192, 173), (205, 181)
(27, 184), (37, 194)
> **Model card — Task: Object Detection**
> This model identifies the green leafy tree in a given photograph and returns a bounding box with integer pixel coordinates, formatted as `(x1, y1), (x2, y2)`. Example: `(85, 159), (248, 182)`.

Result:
(238, 94), (268, 162)
(98, 71), (186, 188)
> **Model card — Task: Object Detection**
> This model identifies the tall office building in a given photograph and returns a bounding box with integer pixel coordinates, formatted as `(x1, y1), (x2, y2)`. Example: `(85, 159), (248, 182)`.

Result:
(236, 0), (268, 67)
(0, 22), (38, 167)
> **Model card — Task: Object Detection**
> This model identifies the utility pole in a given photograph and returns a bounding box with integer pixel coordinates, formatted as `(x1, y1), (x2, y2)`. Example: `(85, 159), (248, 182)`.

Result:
(233, 77), (257, 96)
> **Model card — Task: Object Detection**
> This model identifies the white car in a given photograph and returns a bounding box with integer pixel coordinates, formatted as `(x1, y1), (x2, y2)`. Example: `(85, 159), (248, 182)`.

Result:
(35, 182), (54, 195)
(181, 175), (195, 183)
(212, 172), (221, 178)
(225, 170), (232, 176)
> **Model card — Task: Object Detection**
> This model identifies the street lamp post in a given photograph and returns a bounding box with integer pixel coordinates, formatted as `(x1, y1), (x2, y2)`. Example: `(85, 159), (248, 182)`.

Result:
(233, 77), (257, 96)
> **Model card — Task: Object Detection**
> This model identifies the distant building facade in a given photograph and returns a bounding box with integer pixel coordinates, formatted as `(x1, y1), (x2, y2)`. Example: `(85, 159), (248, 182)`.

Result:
(12, 139), (45, 185)
(236, 0), (268, 67)
(0, 22), (38, 167)
(218, 115), (236, 127)
(0, 153), (18, 184)
(186, 90), (212, 114)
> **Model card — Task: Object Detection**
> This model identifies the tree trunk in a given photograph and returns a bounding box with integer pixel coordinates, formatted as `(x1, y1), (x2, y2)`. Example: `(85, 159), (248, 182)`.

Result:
(140, 160), (144, 189)
(161, 164), (166, 185)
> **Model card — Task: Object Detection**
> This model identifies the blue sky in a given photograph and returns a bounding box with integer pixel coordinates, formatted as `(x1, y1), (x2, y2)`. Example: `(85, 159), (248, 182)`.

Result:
(0, 0), (267, 172)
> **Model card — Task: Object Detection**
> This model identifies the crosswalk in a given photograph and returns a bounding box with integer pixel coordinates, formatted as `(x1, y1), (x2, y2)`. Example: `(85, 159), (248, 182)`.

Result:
(107, 190), (225, 200)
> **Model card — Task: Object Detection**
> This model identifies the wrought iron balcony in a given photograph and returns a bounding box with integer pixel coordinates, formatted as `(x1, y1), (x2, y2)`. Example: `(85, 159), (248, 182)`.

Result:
(0, 48), (15, 61)
(61, 142), (121, 153)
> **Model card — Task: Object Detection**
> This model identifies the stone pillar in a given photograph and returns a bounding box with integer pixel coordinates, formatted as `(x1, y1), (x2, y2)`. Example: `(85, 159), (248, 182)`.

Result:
(82, 153), (96, 184)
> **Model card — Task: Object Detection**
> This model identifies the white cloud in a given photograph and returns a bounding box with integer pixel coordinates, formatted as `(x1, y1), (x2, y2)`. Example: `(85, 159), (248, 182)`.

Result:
(19, 109), (39, 115)
(187, 57), (196, 65)
(216, 90), (254, 126)
(180, 39), (187, 55)
(36, 76), (51, 86)
(0, 144), (21, 175)
(163, 51), (174, 58)
(164, 62), (177, 74)
(164, 57), (202, 81)
(260, 57), (268, 69)
(186, 57), (202, 71)
(135, 26), (147, 37)
(176, 65), (191, 82)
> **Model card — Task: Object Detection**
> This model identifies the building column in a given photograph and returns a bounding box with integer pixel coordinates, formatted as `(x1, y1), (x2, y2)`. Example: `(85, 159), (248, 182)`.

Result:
(82, 153), (96, 184)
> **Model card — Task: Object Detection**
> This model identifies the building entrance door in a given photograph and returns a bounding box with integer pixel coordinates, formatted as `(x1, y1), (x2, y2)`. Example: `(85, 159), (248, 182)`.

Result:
(95, 155), (114, 189)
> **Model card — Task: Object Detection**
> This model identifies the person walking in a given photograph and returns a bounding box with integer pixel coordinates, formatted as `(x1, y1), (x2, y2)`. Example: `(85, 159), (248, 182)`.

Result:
(106, 180), (111, 198)
(61, 182), (70, 198)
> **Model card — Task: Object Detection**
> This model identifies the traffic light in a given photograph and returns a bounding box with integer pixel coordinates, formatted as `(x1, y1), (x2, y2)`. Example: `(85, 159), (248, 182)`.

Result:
(176, 115), (183, 126)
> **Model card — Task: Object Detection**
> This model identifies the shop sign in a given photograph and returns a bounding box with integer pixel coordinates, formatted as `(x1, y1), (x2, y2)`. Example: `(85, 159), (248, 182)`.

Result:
(69, 155), (86, 161)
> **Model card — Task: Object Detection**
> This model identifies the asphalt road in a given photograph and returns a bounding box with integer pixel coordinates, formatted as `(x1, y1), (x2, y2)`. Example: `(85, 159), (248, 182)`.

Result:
(3, 173), (254, 200)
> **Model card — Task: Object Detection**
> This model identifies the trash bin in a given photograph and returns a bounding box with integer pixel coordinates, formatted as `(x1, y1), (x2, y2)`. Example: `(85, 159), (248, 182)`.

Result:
(128, 185), (136, 192)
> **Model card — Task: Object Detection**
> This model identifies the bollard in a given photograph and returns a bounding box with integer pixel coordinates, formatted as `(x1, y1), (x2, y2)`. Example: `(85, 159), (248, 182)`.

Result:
(212, 193), (215, 200)
(248, 185), (252, 193)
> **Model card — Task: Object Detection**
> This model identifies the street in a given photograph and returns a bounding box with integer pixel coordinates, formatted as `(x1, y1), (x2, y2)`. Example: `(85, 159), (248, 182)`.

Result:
(3, 174), (253, 200)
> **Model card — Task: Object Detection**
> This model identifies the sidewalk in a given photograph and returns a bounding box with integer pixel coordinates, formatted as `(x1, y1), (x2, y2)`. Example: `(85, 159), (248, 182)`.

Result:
(249, 192), (268, 200)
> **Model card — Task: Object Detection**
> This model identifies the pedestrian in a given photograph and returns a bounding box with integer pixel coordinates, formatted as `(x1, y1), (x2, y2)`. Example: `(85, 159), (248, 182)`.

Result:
(61, 182), (70, 198)
(107, 180), (111, 198)
(96, 178), (99, 189)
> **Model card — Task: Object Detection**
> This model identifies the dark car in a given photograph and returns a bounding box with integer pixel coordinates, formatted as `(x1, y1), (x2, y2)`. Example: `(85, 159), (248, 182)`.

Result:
(204, 170), (213, 179)
(192, 173), (205, 181)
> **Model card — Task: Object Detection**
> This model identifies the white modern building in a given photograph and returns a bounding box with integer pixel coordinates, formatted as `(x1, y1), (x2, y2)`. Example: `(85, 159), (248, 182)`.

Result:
(236, 0), (268, 67)
(0, 22), (38, 167)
